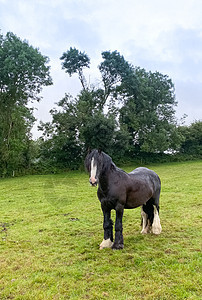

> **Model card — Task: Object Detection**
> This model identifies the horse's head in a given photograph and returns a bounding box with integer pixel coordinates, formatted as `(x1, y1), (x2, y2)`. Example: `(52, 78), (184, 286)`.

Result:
(85, 149), (101, 186)
(85, 149), (112, 187)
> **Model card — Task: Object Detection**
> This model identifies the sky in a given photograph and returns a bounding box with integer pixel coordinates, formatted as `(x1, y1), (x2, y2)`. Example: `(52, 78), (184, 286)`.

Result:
(0, 0), (202, 138)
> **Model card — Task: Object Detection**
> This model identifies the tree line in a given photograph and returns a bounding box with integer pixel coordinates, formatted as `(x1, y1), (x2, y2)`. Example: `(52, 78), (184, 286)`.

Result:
(0, 32), (201, 176)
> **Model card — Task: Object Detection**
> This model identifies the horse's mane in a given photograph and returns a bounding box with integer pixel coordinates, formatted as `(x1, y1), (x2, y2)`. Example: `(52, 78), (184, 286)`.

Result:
(85, 149), (113, 173)
(98, 151), (127, 176)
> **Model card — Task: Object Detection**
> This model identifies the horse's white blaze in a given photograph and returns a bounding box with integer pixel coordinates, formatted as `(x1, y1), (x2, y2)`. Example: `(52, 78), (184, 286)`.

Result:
(152, 206), (162, 234)
(99, 239), (113, 249)
(90, 157), (97, 184)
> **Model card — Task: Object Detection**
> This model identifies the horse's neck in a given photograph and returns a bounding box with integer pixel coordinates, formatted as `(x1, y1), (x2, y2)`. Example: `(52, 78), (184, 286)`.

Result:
(99, 163), (114, 191)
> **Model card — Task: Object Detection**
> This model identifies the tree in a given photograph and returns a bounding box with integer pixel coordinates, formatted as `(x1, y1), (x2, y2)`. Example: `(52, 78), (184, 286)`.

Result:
(38, 91), (125, 169)
(98, 50), (134, 102)
(98, 51), (182, 154)
(38, 94), (83, 170)
(0, 105), (36, 176)
(0, 32), (52, 105)
(0, 32), (52, 176)
(60, 47), (90, 90)
(178, 121), (202, 156)
(39, 48), (183, 170)
(119, 69), (182, 153)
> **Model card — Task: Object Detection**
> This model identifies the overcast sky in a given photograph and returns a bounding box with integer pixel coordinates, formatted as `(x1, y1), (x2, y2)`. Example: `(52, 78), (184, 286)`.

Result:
(0, 0), (202, 138)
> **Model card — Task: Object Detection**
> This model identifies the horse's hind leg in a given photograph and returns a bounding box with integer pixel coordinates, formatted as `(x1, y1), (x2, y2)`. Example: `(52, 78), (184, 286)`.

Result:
(151, 188), (162, 234)
(141, 205), (152, 234)
(152, 204), (162, 235)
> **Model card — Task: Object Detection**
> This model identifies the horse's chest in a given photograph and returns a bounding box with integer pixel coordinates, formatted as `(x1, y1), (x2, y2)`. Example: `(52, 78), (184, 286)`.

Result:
(100, 197), (117, 209)
(98, 189), (119, 209)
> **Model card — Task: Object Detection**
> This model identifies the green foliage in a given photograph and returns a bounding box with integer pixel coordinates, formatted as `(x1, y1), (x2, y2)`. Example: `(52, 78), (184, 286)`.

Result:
(0, 31), (52, 176)
(178, 121), (202, 156)
(0, 161), (201, 299)
(117, 67), (182, 153)
(0, 105), (35, 176)
(60, 47), (90, 89)
(99, 50), (134, 101)
(0, 32), (52, 104)
(1, 37), (199, 175)
(38, 90), (129, 170)
(38, 94), (83, 170)
(80, 112), (115, 151)
(39, 48), (186, 170)
(98, 52), (185, 154)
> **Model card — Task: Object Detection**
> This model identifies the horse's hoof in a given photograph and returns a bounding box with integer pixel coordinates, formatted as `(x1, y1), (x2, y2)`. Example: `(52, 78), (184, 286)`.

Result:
(152, 223), (162, 235)
(112, 243), (124, 250)
(141, 228), (151, 234)
(152, 227), (162, 235)
(99, 239), (113, 249)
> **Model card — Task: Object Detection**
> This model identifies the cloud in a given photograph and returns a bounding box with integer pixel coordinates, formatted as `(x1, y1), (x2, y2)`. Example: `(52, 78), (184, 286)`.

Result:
(175, 80), (202, 123)
(125, 27), (202, 77)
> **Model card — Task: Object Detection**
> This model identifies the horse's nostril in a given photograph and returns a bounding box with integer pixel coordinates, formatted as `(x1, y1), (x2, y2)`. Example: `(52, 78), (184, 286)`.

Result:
(90, 177), (97, 186)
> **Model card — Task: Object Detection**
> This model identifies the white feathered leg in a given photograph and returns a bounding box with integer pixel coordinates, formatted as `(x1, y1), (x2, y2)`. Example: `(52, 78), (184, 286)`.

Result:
(141, 207), (151, 234)
(152, 206), (162, 234)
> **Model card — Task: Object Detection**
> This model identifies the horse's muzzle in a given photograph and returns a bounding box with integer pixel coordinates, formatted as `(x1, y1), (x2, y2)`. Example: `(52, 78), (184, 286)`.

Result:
(89, 178), (98, 187)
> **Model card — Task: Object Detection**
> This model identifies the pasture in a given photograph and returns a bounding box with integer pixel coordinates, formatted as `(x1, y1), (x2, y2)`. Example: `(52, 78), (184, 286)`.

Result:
(0, 161), (201, 299)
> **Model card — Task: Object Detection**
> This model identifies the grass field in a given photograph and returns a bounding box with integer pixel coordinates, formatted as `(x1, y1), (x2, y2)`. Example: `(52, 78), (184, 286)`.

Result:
(0, 160), (201, 299)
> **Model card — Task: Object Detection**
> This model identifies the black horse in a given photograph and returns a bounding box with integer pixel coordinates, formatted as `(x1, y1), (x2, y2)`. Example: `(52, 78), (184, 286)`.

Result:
(85, 149), (162, 250)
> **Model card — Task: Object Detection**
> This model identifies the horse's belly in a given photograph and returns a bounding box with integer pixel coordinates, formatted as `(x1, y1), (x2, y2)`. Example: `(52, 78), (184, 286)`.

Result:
(124, 202), (140, 209)
(125, 198), (145, 209)
(125, 189), (152, 208)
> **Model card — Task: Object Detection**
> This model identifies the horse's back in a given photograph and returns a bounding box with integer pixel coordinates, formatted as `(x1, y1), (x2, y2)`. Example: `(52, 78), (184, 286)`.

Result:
(130, 166), (158, 176)
(129, 167), (161, 188)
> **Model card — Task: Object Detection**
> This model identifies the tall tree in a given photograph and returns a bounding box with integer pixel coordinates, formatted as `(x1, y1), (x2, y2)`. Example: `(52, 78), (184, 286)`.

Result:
(99, 51), (182, 154)
(60, 47), (90, 90)
(98, 50), (134, 103)
(38, 90), (125, 169)
(39, 48), (183, 170)
(119, 68), (182, 153)
(0, 32), (52, 176)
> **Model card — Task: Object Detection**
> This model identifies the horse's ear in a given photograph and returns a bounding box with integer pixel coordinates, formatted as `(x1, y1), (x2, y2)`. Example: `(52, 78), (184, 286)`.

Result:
(87, 147), (91, 154)
(98, 149), (102, 154)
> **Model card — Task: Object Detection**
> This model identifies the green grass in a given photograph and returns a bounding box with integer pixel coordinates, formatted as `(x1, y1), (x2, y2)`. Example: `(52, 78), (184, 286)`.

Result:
(0, 161), (201, 299)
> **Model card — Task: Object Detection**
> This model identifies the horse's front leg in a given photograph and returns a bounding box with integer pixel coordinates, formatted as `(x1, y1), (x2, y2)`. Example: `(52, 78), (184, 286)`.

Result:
(99, 209), (113, 249)
(112, 204), (124, 250)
